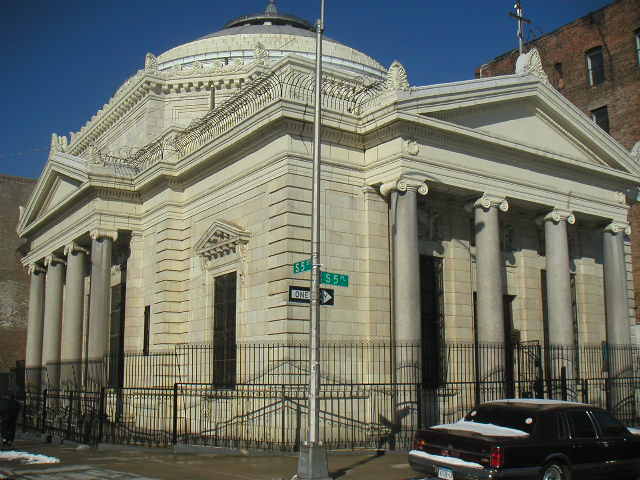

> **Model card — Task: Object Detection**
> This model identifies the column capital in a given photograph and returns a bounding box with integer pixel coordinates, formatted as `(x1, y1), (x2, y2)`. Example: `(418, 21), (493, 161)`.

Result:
(64, 241), (90, 256)
(604, 221), (631, 235)
(90, 229), (118, 242)
(379, 177), (428, 197)
(465, 193), (509, 213)
(27, 263), (46, 275)
(538, 209), (576, 226)
(44, 254), (66, 267)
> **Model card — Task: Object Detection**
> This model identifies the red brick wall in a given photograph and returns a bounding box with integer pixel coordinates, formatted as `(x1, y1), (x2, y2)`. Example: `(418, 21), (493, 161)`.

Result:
(0, 174), (36, 372)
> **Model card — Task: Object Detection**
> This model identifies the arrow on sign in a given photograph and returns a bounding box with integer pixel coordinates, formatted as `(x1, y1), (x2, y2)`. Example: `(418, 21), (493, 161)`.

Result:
(321, 289), (333, 305)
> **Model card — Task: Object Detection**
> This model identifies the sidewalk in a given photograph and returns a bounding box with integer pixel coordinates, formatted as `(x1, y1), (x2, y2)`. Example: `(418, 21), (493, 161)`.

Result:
(0, 436), (421, 480)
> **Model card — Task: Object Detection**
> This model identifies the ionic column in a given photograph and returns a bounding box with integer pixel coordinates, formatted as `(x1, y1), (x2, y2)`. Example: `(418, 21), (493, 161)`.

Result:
(603, 222), (632, 347)
(541, 209), (576, 398)
(381, 178), (429, 349)
(60, 242), (89, 388)
(25, 263), (46, 390)
(468, 194), (508, 400)
(603, 221), (633, 413)
(87, 229), (117, 387)
(42, 254), (66, 389)
(469, 194), (508, 343)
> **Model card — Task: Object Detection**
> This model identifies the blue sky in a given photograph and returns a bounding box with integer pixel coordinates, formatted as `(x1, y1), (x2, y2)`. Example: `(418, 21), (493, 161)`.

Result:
(0, 0), (611, 179)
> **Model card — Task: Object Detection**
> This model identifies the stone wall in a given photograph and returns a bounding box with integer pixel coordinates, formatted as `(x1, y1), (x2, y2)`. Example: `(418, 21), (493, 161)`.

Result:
(0, 174), (36, 372)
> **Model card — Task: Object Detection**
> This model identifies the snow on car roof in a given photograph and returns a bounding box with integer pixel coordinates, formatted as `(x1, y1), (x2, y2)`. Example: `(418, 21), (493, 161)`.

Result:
(431, 420), (530, 437)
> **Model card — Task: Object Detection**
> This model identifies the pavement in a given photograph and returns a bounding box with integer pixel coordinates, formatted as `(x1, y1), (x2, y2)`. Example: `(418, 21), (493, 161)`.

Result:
(0, 434), (421, 480)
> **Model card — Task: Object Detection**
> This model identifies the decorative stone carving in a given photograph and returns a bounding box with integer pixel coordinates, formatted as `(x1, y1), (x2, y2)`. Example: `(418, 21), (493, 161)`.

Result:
(631, 141), (640, 159)
(515, 48), (549, 84)
(50, 133), (68, 155)
(27, 263), (46, 275)
(145, 53), (158, 72)
(604, 221), (631, 236)
(90, 229), (119, 242)
(379, 177), (428, 197)
(385, 60), (410, 91)
(44, 254), (66, 267)
(64, 242), (90, 256)
(254, 42), (268, 65)
(541, 209), (576, 225)
(405, 139), (419, 155)
(195, 220), (250, 262)
(466, 194), (509, 213)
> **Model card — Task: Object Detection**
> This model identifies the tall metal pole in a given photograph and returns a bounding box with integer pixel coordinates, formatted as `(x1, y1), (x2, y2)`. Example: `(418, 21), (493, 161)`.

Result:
(296, 1), (330, 478)
(515, 2), (524, 55)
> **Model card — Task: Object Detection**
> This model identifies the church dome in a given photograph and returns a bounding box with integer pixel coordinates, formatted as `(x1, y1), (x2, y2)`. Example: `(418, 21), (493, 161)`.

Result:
(156, 1), (387, 80)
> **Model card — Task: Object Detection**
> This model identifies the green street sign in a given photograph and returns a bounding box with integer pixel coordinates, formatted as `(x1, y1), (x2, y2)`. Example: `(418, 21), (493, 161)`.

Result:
(321, 271), (349, 287)
(293, 259), (312, 274)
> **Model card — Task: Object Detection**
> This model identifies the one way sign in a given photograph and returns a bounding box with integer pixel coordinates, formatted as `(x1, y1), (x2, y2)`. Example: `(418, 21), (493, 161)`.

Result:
(289, 286), (335, 306)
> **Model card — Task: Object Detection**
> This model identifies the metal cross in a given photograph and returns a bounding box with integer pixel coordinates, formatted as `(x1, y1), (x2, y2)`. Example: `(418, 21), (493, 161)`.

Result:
(509, 1), (532, 55)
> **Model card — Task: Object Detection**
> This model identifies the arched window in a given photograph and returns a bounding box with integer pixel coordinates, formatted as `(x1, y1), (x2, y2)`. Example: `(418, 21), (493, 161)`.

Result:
(585, 46), (605, 86)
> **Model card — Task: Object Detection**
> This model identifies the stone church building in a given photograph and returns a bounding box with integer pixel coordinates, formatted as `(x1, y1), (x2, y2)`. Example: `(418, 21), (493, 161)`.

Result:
(15, 2), (640, 441)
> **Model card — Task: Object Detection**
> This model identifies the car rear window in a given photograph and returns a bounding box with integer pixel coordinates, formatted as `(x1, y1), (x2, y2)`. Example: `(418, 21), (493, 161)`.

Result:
(464, 406), (537, 435)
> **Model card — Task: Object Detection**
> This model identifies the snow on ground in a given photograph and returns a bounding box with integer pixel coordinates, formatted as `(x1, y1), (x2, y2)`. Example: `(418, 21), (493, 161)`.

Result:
(431, 420), (529, 437)
(409, 450), (484, 469)
(0, 450), (60, 464)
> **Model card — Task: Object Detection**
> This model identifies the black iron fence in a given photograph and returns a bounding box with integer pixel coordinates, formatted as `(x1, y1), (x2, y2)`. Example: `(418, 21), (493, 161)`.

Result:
(20, 342), (640, 451)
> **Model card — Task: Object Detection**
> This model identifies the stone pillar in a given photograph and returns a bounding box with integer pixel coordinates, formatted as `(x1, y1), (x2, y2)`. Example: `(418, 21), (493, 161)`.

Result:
(87, 229), (117, 387)
(603, 221), (633, 414)
(60, 242), (88, 389)
(468, 194), (508, 400)
(42, 254), (66, 389)
(541, 209), (576, 398)
(25, 263), (46, 391)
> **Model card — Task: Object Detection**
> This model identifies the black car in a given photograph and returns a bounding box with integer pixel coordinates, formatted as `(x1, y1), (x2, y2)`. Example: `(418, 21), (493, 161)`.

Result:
(409, 399), (640, 480)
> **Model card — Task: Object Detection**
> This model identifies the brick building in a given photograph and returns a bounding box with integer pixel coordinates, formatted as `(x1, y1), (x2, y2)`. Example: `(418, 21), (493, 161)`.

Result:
(0, 174), (36, 374)
(477, 0), (640, 323)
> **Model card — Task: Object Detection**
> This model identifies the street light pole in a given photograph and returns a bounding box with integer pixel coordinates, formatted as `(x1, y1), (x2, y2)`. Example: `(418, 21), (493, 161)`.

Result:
(296, 0), (331, 479)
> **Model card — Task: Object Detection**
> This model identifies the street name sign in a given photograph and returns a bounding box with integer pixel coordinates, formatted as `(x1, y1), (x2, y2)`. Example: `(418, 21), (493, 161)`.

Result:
(288, 286), (335, 306)
(320, 271), (349, 287)
(293, 259), (312, 274)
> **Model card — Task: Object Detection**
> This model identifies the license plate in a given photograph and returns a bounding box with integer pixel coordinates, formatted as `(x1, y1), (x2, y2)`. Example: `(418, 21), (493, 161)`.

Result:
(438, 466), (454, 480)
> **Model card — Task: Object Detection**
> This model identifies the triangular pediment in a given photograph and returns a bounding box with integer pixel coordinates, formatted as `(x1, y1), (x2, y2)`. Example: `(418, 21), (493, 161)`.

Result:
(195, 220), (250, 260)
(17, 153), (89, 236)
(400, 75), (640, 178)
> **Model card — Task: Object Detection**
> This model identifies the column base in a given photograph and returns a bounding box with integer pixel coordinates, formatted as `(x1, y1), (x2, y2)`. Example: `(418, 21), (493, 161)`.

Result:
(296, 442), (331, 480)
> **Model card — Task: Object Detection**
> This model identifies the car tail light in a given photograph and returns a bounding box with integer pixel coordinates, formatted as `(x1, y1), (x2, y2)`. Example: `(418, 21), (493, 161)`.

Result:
(413, 437), (427, 449)
(489, 446), (503, 468)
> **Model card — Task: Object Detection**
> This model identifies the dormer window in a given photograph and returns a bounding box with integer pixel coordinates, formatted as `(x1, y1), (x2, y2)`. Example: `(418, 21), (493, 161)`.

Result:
(586, 47), (605, 86)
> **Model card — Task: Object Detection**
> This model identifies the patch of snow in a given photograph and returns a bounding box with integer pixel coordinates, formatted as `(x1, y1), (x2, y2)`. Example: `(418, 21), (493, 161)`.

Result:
(0, 450), (60, 464)
(409, 450), (484, 469)
(627, 427), (640, 435)
(431, 420), (529, 437)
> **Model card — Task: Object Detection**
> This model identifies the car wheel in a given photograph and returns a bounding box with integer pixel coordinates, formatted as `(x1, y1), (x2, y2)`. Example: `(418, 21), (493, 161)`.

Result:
(540, 462), (570, 480)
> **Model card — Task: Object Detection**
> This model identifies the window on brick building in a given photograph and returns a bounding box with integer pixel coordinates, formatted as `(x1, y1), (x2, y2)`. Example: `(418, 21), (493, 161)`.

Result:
(586, 47), (605, 86)
(591, 106), (610, 133)
(554, 62), (564, 89)
(636, 30), (640, 65)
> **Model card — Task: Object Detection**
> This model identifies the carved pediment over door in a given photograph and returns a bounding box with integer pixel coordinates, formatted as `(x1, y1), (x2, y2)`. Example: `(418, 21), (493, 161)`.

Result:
(194, 220), (250, 265)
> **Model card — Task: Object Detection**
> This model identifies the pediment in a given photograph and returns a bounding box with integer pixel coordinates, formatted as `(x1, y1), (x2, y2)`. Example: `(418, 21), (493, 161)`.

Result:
(17, 153), (89, 236)
(195, 220), (250, 261)
(423, 100), (611, 168)
(404, 77), (640, 178)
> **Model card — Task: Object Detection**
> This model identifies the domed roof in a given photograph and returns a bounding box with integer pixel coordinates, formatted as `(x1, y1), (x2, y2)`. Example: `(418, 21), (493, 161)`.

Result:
(156, 1), (386, 80)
